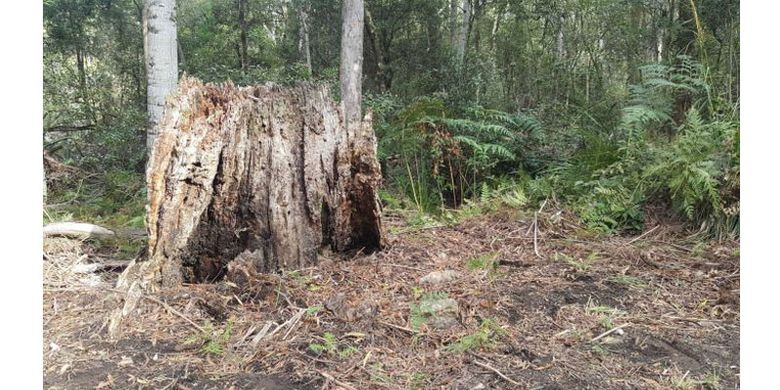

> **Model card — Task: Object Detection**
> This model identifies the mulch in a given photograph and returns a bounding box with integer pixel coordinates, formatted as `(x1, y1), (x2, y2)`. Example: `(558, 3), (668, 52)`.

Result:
(43, 208), (739, 389)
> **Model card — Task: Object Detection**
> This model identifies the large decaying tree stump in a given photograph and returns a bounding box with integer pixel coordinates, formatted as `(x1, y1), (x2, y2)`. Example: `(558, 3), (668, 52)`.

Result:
(110, 77), (383, 334)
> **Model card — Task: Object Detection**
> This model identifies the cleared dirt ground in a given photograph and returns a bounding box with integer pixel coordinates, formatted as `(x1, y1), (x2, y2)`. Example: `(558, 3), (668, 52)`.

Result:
(44, 209), (739, 389)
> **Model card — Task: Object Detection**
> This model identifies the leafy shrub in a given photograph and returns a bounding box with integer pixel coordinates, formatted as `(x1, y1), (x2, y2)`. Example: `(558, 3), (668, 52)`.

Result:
(376, 96), (540, 213)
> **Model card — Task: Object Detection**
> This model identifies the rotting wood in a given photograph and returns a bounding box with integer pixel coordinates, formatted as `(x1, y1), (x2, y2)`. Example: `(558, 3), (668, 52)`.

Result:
(43, 222), (116, 238)
(110, 77), (384, 337)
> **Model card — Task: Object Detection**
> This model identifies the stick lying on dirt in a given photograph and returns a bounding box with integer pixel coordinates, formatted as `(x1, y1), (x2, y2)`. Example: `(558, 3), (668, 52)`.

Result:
(625, 225), (659, 246)
(44, 222), (115, 238)
(472, 360), (521, 386)
(317, 370), (357, 390)
(590, 323), (631, 343)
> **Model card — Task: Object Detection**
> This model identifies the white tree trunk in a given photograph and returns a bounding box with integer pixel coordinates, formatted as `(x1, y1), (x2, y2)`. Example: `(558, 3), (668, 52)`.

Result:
(144, 0), (178, 153)
(457, 0), (471, 63)
(300, 6), (312, 73)
(557, 15), (565, 60)
(340, 0), (364, 132)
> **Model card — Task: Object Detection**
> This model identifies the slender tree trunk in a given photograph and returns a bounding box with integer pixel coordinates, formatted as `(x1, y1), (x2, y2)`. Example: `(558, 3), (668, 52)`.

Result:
(365, 8), (391, 92)
(457, 0), (471, 63)
(448, 0), (458, 48)
(177, 39), (186, 70)
(490, 1), (506, 52)
(143, 0), (178, 154)
(76, 48), (87, 97)
(340, 0), (364, 132)
(238, 0), (249, 71)
(299, 5), (312, 74)
(557, 15), (565, 60)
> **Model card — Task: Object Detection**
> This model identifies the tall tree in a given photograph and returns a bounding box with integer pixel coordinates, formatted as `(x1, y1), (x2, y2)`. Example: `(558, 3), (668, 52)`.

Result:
(299, 2), (313, 73)
(143, 0), (178, 153)
(457, 0), (471, 63)
(340, 0), (364, 132)
(238, 0), (249, 71)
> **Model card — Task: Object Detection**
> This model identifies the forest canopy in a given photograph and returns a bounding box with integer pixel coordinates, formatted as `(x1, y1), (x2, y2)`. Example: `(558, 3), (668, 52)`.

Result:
(43, 0), (739, 238)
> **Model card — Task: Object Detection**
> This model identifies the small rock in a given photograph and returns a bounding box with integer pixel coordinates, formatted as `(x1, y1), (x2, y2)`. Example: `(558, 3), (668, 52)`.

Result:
(419, 270), (458, 285)
(419, 297), (460, 329)
(118, 356), (134, 367)
(601, 336), (621, 345)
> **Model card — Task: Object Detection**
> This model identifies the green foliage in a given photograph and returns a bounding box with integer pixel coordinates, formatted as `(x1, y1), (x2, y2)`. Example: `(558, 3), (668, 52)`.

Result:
(43, 0), (739, 243)
(644, 109), (739, 237)
(308, 332), (359, 359)
(308, 332), (337, 355)
(442, 318), (506, 353)
(465, 253), (498, 271)
(376, 95), (539, 213)
(555, 252), (599, 272)
(409, 291), (449, 331)
(576, 182), (645, 234)
(184, 320), (234, 356)
(522, 57), (740, 237)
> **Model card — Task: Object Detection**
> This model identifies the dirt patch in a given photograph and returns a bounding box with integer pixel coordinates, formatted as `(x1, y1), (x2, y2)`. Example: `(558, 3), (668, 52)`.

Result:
(44, 211), (739, 389)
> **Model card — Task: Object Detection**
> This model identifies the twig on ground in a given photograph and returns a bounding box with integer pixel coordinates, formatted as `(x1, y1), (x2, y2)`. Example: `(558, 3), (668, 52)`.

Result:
(384, 263), (424, 271)
(590, 323), (631, 343)
(317, 370), (357, 390)
(142, 295), (206, 334)
(625, 226), (660, 246)
(533, 212), (542, 258)
(472, 360), (521, 386)
(282, 309), (307, 340)
(378, 320), (419, 334)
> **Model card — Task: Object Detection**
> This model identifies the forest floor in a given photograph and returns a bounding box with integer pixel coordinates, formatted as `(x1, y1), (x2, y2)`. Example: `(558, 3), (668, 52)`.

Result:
(43, 207), (739, 389)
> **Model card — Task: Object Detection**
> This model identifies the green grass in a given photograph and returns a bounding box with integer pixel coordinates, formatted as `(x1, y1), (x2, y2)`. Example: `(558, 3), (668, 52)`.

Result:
(184, 320), (234, 356)
(308, 332), (360, 359)
(608, 274), (647, 287)
(465, 253), (498, 271)
(442, 318), (506, 353)
(672, 371), (722, 390)
(555, 252), (599, 272)
(308, 332), (337, 354)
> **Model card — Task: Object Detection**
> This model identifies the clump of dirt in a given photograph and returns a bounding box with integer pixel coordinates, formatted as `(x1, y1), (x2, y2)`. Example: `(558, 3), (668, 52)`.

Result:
(43, 210), (739, 389)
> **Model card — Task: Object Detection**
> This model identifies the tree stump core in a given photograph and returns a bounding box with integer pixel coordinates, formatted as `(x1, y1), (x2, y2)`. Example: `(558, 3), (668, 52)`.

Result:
(121, 77), (383, 288)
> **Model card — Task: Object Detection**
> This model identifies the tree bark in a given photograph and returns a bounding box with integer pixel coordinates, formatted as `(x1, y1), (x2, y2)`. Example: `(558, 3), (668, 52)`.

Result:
(238, 0), (249, 71)
(340, 0), (364, 133)
(144, 0), (178, 154)
(133, 76), (382, 282)
(299, 5), (313, 74)
(457, 0), (471, 63)
(110, 78), (384, 335)
(490, 1), (506, 52)
(365, 8), (391, 92)
(557, 14), (565, 60)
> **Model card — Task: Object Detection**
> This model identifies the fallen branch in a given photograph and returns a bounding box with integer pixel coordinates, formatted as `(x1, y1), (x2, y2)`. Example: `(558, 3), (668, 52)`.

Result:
(142, 295), (207, 334)
(625, 225), (659, 246)
(378, 320), (419, 334)
(44, 222), (115, 238)
(533, 212), (542, 258)
(317, 370), (357, 390)
(472, 360), (521, 386)
(107, 287), (205, 334)
(44, 124), (96, 133)
(590, 323), (631, 343)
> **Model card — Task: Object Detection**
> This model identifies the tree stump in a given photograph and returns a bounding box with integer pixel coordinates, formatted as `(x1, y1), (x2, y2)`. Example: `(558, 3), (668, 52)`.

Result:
(111, 77), (382, 333)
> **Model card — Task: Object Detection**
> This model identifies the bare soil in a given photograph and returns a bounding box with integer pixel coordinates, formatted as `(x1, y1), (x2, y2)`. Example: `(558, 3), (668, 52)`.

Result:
(43, 209), (739, 389)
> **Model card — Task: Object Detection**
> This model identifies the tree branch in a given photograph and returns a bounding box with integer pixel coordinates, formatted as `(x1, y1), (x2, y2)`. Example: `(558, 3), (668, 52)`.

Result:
(44, 124), (96, 133)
